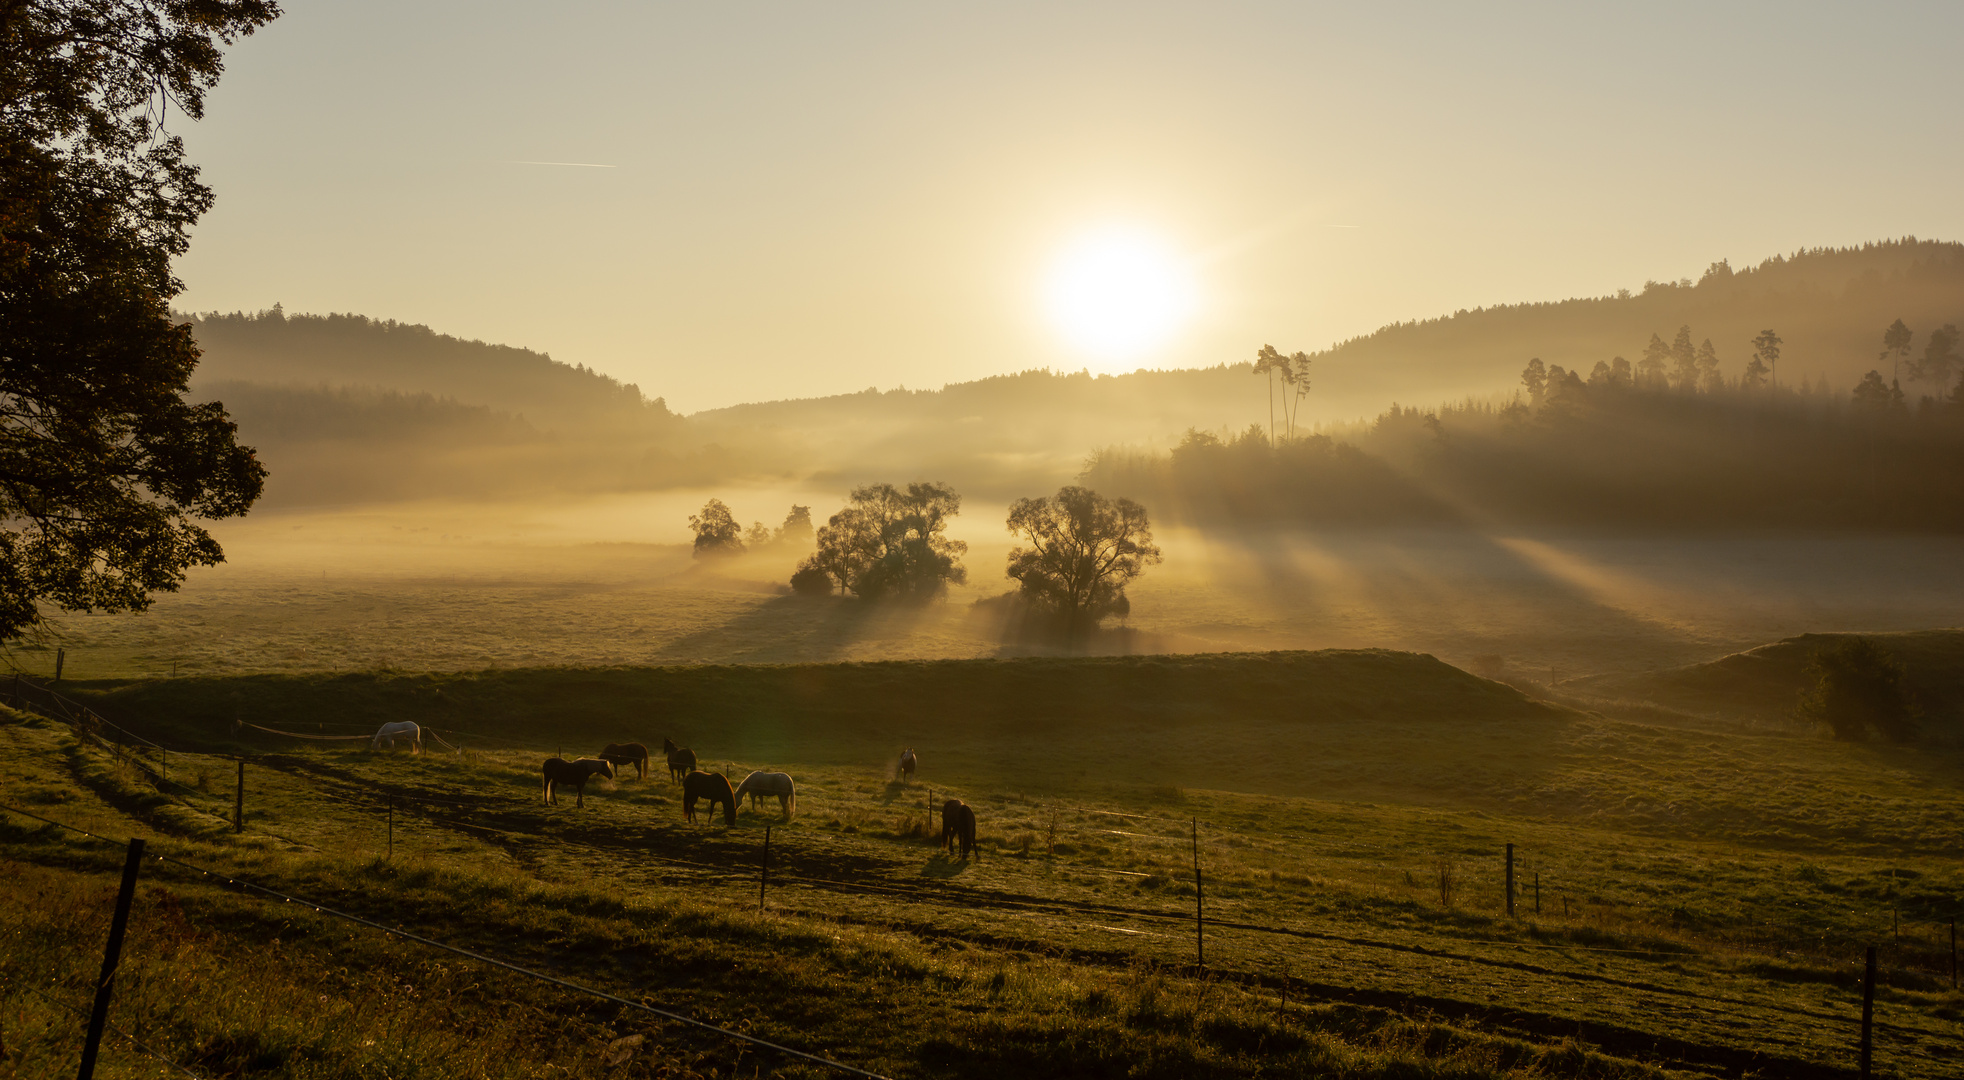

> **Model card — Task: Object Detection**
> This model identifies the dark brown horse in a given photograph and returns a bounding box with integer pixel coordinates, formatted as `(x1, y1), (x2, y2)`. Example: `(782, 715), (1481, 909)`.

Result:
(542, 757), (615, 807)
(940, 799), (977, 860)
(682, 770), (737, 825)
(663, 737), (698, 783)
(599, 742), (649, 781)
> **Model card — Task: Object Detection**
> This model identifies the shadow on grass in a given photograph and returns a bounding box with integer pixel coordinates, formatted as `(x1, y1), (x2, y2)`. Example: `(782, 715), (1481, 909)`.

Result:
(920, 855), (974, 879)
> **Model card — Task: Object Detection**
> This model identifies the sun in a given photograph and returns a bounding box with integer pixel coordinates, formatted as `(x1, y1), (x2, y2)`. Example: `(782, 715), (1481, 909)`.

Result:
(1043, 226), (1197, 364)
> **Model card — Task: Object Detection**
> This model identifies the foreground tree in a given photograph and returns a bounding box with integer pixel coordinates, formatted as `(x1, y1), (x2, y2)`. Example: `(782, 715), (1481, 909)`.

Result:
(1, 0), (280, 638)
(793, 482), (967, 601)
(1004, 486), (1161, 639)
(1796, 638), (1918, 743)
(688, 499), (744, 557)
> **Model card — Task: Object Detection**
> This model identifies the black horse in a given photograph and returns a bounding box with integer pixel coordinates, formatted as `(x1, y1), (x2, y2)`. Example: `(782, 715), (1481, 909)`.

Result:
(542, 757), (615, 807)
(682, 770), (737, 826)
(940, 798), (977, 860)
(663, 736), (698, 783)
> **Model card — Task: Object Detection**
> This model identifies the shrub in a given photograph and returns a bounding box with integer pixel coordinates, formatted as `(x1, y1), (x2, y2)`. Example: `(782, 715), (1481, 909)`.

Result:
(1796, 638), (1918, 742)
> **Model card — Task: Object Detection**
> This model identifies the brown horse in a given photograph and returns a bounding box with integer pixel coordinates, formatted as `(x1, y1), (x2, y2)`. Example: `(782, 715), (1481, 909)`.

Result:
(663, 736), (697, 783)
(599, 742), (649, 781)
(682, 770), (737, 825)
(940, 799), (977, 860)
(542, 757), (615, 807)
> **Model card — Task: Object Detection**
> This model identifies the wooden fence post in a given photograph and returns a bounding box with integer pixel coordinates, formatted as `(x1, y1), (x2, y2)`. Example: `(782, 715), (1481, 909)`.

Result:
(388, 796), (394, 860)
(234, 758), (244, 833)
(1860, 945), (1876, 1079)
(927, 788), (933, 840)
(1192, 817), (1204, 967)
(78, 838), (145, 1080)
(1534, 870), (1541, 915)
(1951, 916), (1957, 989)
(759, 826), (771, 912)
(1505, 844), (1515, 917)
(55, 647), (64, 682)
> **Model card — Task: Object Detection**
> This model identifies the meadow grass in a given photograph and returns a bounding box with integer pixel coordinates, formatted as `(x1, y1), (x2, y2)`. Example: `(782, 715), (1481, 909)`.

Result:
(4, 651), (1962, 1077)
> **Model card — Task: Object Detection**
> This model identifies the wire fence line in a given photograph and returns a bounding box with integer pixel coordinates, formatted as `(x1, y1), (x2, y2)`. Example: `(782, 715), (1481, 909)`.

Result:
(0, 801), (897, 1080)
(5, 796), (1942, 1058)
(9, 674), (1957, 1030)
(26, 984), (207, 1080)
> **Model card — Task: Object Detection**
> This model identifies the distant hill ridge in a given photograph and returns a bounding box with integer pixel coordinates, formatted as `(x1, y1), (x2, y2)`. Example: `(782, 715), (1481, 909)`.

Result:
(185, 307), (677, 435)
(181, 239), (1964, 504)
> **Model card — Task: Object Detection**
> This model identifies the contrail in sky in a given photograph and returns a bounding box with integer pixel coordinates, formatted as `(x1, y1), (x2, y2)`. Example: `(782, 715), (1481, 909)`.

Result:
(506, 160), (617, 168)
(1197, 207), (1363, 265)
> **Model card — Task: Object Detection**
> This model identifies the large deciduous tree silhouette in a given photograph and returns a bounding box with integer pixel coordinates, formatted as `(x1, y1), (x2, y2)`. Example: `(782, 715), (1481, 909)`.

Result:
(794, 482), (967, 602)
(1, 0), (279, 639)
(1004, 486), (1161, 640)
(688, 499), (745, 557)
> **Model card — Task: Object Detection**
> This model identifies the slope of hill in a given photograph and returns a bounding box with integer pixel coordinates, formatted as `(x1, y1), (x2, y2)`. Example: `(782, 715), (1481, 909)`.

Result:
(689, 239), (1964, 495)
(82, 650), (1566, 795)
(185, 308), (679, 435)
(1304, 237), (1964, 411)
(1563, 630), (1964, 729)
(181, 239), (1964, 507)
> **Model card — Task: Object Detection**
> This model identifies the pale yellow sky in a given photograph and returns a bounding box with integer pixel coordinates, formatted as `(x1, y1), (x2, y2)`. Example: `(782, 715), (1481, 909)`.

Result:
(176, 2), (1964, 412)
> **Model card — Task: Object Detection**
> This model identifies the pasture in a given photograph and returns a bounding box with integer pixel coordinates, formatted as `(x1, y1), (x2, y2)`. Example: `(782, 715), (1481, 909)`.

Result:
(2, 652), (1960, 1077)
(13, 494), (1964, 685)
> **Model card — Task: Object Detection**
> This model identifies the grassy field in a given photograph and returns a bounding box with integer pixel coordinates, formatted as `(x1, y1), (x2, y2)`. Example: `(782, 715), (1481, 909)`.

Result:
(3, 652), (1961, 1077)
(14, 496), (1964, 686)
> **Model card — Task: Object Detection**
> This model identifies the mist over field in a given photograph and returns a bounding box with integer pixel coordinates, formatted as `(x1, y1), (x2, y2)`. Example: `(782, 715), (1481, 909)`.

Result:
(10, 6), (1964, 1072)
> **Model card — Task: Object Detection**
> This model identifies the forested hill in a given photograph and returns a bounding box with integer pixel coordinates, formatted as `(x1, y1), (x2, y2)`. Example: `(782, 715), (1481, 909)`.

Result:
(179, 239), (1964, 507)
(691, 239), (1964, 485)
(184, 308), (677, 435)
(180, 309), (703, 508)
(1304, 237), (1964, 410)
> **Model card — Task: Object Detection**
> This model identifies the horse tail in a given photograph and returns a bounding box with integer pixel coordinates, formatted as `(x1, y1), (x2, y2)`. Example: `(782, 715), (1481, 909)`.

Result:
(787, 790), (796, 819)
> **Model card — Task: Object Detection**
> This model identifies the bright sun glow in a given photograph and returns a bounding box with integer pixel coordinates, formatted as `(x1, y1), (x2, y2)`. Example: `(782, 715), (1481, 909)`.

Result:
(1043, 226), (1197, 362)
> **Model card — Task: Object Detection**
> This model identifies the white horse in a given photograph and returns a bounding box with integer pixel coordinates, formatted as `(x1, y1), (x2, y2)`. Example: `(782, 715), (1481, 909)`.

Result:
(371, 721), (422, 753)
(898, 748), (917, 782)
(734, 771), (796, 819)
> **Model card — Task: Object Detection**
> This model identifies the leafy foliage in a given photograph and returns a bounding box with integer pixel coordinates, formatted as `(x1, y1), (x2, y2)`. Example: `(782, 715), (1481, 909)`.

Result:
(687, 498), (744, 558)
(795, 482), (968, 602)
(1796, 638), (1919, 743)
(0, 0), (278, 637)
(1004, 485), (1161, 637)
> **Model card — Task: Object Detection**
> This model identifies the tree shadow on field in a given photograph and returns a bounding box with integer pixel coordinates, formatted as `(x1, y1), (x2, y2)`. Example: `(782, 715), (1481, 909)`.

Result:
(651, 594), (967, 665)
(880, 779), (916, 805)
(919, 855), (972, 880)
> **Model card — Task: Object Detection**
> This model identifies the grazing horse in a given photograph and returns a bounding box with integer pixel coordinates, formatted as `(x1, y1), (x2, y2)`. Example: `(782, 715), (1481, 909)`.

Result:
(941, 799), (977, 860)
(682, 770), (737, 826)
(371, 721), (422, 753)
(662, 737), (697, 783)
(898, 748), (917, 782)
(734, 771), (796, 819)
(599, 742), (650, 781)
(542, 757), (615, 807)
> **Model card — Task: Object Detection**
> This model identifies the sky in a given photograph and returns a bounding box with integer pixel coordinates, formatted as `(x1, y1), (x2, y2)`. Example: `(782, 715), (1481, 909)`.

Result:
(174, 1), (1964, 413)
